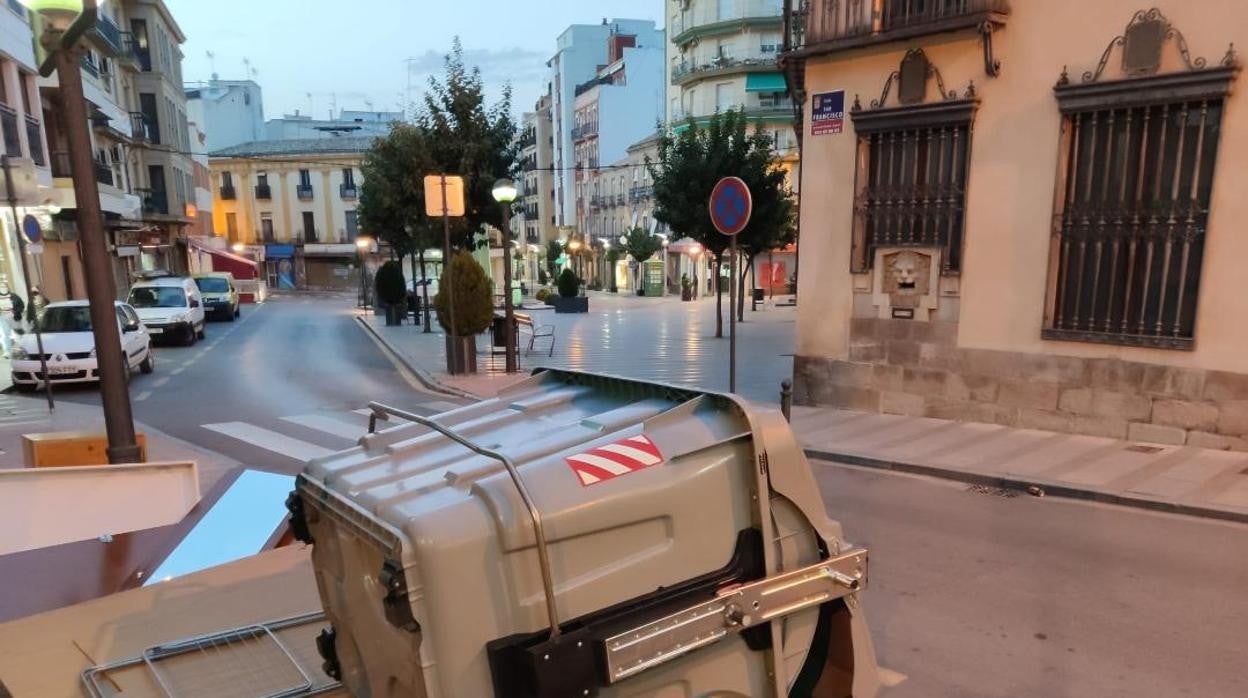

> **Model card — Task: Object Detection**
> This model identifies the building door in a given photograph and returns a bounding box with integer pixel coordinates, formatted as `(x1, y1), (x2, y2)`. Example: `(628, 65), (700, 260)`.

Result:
(260, 214), (274, 242)
(345, 210), (358, 242)
(302, 211), (316, 243)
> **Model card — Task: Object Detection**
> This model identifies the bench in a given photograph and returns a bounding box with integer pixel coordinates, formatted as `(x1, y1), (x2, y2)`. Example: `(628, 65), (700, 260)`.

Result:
(514, 312), (555, 357)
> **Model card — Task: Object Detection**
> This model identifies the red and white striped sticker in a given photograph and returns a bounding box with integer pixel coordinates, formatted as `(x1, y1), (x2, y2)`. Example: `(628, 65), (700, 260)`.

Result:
(565, 434), (665, 486)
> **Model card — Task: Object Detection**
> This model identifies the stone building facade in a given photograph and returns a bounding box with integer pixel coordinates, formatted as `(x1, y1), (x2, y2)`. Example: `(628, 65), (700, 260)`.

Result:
(784, 0), (1248, 450)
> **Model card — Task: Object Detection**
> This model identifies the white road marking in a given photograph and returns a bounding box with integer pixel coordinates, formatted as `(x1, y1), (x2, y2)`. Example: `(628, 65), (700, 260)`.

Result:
(878, 667), (908, 687)
(201, 422), (333, 462)
(151, 377), (170, 388)
(281, 414), (366, 441)
(170, 367), (185, 375)
(135, 390), (152, 402)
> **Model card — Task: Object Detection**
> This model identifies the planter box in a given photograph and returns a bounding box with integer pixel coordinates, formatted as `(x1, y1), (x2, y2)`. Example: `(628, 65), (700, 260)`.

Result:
(444, 335), (477, 374)
(551, 295), (589, 314)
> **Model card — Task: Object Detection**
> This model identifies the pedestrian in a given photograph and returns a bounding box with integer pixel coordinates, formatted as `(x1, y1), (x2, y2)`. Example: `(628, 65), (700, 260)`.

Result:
(26, 287), (45, 327)
(0, 281), (19, 358)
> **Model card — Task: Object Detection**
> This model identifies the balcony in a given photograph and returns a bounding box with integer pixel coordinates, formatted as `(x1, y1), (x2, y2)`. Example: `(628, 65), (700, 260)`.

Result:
(672, 12), (784, 48)
(296, 184), (314, 200)
(786, 0), (1010, 57)
(255, 184), (272, 199)
(630, 185), (653, 202)
(339, 184), (358, 199)
(24, 115), (44, 167)
(219, 185), (236, 200)
(94, 160), (114, 187)
(671, 56), (781, 87)
(80, 53), (99, 78)
(0, 105), (20, 158)
(571, 122), (598, 141)
(141, 189), (168, 216)
(130, 111), (159, 143)
(86, 14), (127, 57)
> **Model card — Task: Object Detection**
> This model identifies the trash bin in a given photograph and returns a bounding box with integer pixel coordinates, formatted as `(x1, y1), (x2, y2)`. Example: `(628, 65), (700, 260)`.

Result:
(288, 369), (879, 698)
(753, 287), (765, 302)
(491, 313), (509, 348)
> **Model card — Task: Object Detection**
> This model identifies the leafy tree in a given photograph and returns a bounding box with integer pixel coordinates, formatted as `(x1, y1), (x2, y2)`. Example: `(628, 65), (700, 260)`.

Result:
(358, 123), (442, 330)
(544, 239), (562, 280)
(649, 109), (795, 337)
(433, 251), (494, 336)
(418, 38), (518, 250)
(620, 226), (663, 293)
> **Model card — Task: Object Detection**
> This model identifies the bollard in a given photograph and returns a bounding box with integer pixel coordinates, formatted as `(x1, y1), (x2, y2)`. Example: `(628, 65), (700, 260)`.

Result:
(781, 379), (793, 422)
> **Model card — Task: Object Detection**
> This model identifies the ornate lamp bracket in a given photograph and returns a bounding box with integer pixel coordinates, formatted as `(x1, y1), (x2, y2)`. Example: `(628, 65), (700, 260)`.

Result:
(980, 21), (1002, 77)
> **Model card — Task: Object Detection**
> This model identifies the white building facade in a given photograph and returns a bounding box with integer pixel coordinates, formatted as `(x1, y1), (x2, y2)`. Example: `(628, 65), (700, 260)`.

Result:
(185, 78), (264, 153)
(548, 19), (663, 229)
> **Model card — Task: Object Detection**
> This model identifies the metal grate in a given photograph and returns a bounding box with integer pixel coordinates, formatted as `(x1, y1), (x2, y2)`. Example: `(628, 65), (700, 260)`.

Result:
(82, 612), (340, 698)
(965, 484), (1021, 498)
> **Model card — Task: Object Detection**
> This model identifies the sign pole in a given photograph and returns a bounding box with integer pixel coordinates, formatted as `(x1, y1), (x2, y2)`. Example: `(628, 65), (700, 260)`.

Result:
(729, 235), (737, 393)
(440, 174), (458, 370)
(2, 157), (52, 410)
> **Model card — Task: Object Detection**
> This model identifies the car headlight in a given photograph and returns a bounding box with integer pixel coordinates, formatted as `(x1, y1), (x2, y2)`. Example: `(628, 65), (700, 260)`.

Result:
(89, 347), (96, 358)
(11, 346), (28, 360)
(170, 312), (188, 323)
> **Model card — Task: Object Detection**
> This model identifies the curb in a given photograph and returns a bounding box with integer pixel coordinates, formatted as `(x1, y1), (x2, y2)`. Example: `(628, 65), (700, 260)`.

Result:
(804, 447), (1248, 526)
(353, 315), (480, 400)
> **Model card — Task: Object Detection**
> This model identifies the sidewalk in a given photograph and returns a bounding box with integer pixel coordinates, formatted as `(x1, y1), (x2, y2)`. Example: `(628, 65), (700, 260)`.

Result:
(793, 405), (1248, 523)
(358, 291), (796, 402)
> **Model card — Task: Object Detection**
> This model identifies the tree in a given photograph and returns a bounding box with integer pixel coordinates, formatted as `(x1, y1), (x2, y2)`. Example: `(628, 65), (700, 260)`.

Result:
(620, 226), (663, 293)
(649, 109), (794, 337)
(418, 38), (518, 250)
(433, 251), (494, 336)
(544, 238), (562, 281)
(358, 123), (442, 330)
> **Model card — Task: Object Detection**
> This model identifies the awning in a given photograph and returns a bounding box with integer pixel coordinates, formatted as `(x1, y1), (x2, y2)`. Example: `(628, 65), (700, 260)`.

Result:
(188, 237), (260, 279)
(745, 72), (787, 92)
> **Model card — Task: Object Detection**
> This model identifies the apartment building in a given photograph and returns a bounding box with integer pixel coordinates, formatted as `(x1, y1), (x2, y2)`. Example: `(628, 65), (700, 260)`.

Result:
(785, 0), (1248, 449)
(0, 1), (56, 300)
(185, 78), (264, 152)
(572, 28), (665, 243)
(209, 136), (371, 290)
(667, 0), (798, 175)
(518, 93), (556, 250)
(264, 110), (398, 141)
(548, 19), (663, 228)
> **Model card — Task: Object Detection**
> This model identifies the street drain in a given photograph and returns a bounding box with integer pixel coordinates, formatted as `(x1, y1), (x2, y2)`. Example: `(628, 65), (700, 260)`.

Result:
(1125, 444), (1165, 454)
(965, 484), (1022, 498)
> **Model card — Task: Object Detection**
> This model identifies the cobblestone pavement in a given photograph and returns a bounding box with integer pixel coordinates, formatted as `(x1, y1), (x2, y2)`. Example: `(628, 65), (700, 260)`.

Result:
(364, 291), (797, 403)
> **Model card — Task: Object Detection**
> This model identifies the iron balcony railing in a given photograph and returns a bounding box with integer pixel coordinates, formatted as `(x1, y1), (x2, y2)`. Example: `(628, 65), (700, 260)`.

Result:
(130, 111), (159, 143)
(297, 184), (314, 200)
(670, 55), (781, 85)
(0, 105), (20, 158)
(219, 185), (236, 200)
(87, 13), (126, 56)
(255, 184), (272, 199)
(340, 184), (358, 199)
(787, 0), (1010, 53)
(94, 160), (114, 187)
(24, 115), (44, 166)
(572, 122), (598, 140)
(630, 185), (653, 202)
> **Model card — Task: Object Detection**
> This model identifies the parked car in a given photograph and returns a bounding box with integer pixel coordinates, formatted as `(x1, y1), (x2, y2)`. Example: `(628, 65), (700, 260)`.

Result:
(193, 272), (240, 321)
(10, 300), (154, 392)
(127, 276), (206, 345)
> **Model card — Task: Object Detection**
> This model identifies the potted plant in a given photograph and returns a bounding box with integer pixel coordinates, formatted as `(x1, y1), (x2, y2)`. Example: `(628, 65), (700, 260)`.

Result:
(433, 251), (494, 374)
(375, 260), (407, 326)
(551, 268), (589, 313)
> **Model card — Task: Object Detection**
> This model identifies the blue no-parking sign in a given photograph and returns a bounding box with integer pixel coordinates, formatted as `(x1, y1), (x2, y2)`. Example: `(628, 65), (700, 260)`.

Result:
(709, 177), (752, 237)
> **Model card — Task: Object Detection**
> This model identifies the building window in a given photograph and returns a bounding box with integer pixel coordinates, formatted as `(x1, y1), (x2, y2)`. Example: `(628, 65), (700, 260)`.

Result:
(345, 210), (358, 239)
(1045, 91), (1229, 349)
(260, 213), (274, 242)
(850, 119), (972, 273)
(221, 171), (233, 188)
(299, 169), (311, 187)
(342, 168), (355, 187)
(302, 211), (316, 242)
(225, 212), (238, 241)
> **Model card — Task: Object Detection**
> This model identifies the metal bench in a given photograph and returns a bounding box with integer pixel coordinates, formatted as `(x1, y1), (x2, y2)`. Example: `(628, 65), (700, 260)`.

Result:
(515, 312), (555, 357)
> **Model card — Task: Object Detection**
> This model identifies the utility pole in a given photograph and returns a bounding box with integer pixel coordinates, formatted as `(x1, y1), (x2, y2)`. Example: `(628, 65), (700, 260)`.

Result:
(44, 17), (140, 462)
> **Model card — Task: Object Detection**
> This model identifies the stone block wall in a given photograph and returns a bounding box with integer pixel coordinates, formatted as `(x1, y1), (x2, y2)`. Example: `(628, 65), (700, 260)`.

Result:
(794, 318), (1248, 451)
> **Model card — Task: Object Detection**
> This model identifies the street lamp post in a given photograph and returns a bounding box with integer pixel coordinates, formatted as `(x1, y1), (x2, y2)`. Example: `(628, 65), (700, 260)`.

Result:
(23, 0), (139, 463)
(355, 236), (372, 309)
(491, 178), (518, 373)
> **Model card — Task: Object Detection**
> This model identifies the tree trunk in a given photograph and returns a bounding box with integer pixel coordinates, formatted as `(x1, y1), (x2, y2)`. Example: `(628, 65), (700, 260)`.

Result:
(749, 253), (758, 312)
(419, 249), (432, 333)
(714, 251), (724, 338)
(739, 253), (754, 321)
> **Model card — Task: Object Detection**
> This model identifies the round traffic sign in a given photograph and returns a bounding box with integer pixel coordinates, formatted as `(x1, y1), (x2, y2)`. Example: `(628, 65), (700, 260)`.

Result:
(22, 214), (41, 243)
(709, 177), (752, 236)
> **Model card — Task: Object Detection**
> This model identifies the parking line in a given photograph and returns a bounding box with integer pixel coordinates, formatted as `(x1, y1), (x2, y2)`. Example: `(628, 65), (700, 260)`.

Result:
(202, 422), (333, 462)
(135, 390), (152, 402)
(170, 367), (185, 375)
(151, 377), (169, 388)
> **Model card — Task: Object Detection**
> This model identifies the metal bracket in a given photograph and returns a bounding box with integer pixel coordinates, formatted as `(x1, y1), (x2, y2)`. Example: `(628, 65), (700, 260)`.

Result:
(980, 21), (1002, 77)
(602, 548), (867, 684)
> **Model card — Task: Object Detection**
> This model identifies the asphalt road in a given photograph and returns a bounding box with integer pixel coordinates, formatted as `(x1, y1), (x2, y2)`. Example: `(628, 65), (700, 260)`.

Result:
(57, 291), (462, 474)
(815, 461), (1248, 698)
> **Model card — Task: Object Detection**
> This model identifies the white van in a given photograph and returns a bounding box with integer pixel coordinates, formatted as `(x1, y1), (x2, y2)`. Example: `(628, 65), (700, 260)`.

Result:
(126, 276), (206, 345)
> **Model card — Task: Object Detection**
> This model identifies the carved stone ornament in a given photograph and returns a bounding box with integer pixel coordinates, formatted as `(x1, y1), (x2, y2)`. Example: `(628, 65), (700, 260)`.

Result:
(871, 248), (942, 321)
(855, 49), (971, 112)
(1075, 8), (1238, 84)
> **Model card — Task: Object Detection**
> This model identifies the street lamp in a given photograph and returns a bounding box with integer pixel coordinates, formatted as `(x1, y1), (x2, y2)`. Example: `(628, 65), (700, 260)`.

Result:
(21, 0), (140, 463)
(491, 178), (518, 373)
(355, 236), (372, 310)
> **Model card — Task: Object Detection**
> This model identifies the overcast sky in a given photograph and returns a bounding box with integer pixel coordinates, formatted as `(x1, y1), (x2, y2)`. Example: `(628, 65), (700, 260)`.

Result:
(169, 0), (664, 122)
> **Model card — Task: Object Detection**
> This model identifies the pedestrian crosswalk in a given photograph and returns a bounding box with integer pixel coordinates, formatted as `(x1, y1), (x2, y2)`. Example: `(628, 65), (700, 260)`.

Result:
(0, 393), (53, 430)
(201, 398), (466, 467)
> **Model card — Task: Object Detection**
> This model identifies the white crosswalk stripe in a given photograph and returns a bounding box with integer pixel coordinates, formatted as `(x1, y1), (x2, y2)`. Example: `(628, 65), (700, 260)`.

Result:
(281, 413), (368, 441)
(202, 422), (334, 462)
